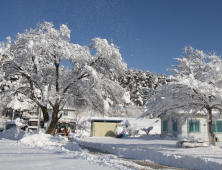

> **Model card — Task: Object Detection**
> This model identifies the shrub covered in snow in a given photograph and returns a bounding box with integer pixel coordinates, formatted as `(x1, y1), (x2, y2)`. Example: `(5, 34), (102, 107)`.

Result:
(115, 126), (124, 138)
(73, 118), (91, 138)
(122, 123), (140, 137)
(142, 126), (153, 135)
(123, 119), (131, 127)
(121, 118), (160, 137)
(77, 118), (91, 132)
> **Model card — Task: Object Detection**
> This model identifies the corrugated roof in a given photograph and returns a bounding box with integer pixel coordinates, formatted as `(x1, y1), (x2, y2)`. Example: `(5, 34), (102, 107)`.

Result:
(91, 117), (123, 122)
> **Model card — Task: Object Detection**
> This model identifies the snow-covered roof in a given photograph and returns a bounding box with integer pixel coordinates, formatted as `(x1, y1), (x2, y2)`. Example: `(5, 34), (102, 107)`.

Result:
(5, 121), (16, 125)
(47, 107), (77, 111)
(91, 117), (123, 122)
(24, 116), (39, 119)
(62, 107), (77, 111)
(28, 119), (39, 121)
(159, 109), (221, 118)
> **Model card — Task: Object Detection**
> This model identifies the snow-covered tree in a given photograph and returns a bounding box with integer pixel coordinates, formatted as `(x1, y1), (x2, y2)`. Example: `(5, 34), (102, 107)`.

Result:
(141, 46), (222, 146)
(118, 68), (168, 106)
(0, 22), (127, 135)
(0, 55), (13, 116)
(0, 63), (37, 118)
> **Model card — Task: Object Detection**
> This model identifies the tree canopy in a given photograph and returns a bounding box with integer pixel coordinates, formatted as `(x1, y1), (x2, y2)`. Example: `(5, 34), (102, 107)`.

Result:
(0, 22), (128, 135)
(142, 46), (222, 146)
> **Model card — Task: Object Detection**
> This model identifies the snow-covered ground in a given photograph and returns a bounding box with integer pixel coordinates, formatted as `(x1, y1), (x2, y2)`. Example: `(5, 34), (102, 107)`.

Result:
(0, 127), (149, 170)
(1, 126), (222, 170)
(0, 139), (114, 170)
(73, 136), (222, 170)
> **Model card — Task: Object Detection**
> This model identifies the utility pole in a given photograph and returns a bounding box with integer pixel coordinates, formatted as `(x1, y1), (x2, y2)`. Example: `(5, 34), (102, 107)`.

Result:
(37, 106), (41, 133)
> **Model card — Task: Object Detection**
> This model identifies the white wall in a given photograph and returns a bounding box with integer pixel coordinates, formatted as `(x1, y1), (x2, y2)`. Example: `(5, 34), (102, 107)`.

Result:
(160, 112), (181, 138)
(161, 112), (222, 142)
(181, 117), (209, 141)
(182, 118), (222, 142)
(58, 110), (76, 122)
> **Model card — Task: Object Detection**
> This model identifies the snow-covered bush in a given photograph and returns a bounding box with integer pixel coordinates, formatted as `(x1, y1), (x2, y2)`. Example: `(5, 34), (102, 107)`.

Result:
(73, 118), (91, 138)
(114, 126), (124, 138)
(142, 126), (153, 135)
(77, 118), (91, 131)
(124, 120), (131, 127)
(122, 123), (140, 137)
(122, 119), (148, 137)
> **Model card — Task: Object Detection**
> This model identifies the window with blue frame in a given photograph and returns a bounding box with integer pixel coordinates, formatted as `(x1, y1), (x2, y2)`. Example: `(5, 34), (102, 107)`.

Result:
(188, 119), (200, 133)
(63, 111), (68, 116)
(172, 119), (178, 132)
(213, 121), (222, 133)
(163, 120), (168, 132)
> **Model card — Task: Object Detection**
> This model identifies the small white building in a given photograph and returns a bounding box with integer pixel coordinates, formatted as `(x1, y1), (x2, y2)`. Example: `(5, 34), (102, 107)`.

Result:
(47, 108), (77, 123)
(47, 108), (77, 133)
(160, 111), (222, 142)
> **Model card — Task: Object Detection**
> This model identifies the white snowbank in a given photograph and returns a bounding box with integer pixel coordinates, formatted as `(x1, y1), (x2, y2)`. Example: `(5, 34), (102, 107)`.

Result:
(0, 139), (114, 170)
(0, 126), (26, 140)
(19, 132), (83, 152)
(16, 132), (145, 169)
(63, 142), (82, 152)
(73, 136), (222, 170)
(19, 132), (75, 151)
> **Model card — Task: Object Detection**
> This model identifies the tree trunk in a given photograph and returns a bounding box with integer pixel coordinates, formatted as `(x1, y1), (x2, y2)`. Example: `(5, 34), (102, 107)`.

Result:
(207, 107), (216, 146)
(40, 105), (49, 123)
(45, 103), (62, 136)
(45, 116), (60, 136)
(45, 59), (62, 136)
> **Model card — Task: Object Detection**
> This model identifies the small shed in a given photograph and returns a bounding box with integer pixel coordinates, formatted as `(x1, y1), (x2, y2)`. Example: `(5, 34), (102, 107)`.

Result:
(91, 117), (123, 137)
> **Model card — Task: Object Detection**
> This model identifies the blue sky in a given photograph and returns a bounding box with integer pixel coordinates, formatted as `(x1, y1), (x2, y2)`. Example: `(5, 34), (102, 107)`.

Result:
(1, 0), (222, 75)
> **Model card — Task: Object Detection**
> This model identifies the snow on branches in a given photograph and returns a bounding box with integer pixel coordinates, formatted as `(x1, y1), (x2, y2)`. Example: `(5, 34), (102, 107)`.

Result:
(142, 46), (222, 146)
(0, 21), (127, 135)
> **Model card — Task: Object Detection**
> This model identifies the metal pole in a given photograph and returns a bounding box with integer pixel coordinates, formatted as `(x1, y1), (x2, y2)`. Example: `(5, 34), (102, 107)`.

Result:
(12, 110), (14, 121)
(37, 106), (41, 133)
